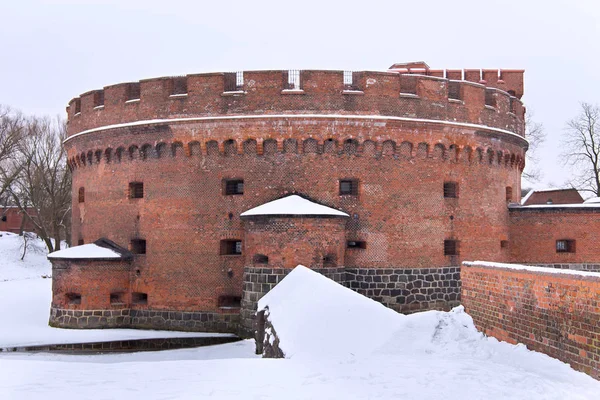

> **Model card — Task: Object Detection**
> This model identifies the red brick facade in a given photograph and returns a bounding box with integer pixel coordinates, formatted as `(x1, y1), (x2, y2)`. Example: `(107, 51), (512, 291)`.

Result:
(462, 263), (600, 379)
(52, 65), (542, 332)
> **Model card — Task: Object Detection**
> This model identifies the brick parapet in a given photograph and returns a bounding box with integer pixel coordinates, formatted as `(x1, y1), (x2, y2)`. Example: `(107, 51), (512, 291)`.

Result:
(462, 262), (600, 380)
(66, 69), (525, 138)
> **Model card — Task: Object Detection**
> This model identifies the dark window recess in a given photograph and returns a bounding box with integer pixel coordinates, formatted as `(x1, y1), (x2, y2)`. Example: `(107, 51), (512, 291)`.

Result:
(224, 179), (244, 195)
(132, 292), (148, 305)
(78, 187), (85, 203)
(485, 89), (496, 107)
(218, 295), (241, 308)
(444, 182), (458, 198)
(506, 187), (513, 202)
(339, 179), (359, 195)
(93, 91), (104, 107)
(224, 71), (244, 91)
(347, 240), (367, 249)
(556, 240), (576, 253)
(448, 81), (461, 100)
(74, 99), (81, 114)
(77, 239), (84, 246)
(131, 239), (146, 255)
(171, 77), (187, 95)
(400, 75), (418, 95)
(501, 240), (509, 249)
(127, 83), (141, 100)
(110, 292), (124, 304)
(1, 215), (6, 222)
(66, 292), (81, 305)
(221, 239), (242, 255)
(323, 254), (337, 267)
(509, 97), (516, 113)
(444, 240), (459, 256)
(253, 254), (269, 264)
(129, 182), (144, 199)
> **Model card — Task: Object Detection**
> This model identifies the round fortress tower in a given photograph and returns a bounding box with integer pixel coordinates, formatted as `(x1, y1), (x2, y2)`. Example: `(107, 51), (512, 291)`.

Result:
(50, 63), (527, 334)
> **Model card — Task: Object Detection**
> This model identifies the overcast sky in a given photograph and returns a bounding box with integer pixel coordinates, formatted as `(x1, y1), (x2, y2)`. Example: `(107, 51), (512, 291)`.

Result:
(3, 0), (599, 190)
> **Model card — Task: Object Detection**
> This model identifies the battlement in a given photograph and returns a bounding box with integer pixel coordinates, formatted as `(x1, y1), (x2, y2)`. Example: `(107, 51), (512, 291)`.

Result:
(66, 66), (526, 138)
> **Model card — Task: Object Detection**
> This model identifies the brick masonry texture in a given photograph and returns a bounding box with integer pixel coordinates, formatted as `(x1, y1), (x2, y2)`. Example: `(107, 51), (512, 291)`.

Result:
(462, 263), (600, 380)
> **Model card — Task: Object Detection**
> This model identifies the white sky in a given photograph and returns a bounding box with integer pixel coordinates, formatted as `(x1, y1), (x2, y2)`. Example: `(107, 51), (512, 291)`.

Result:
(2, 0), (600, 190)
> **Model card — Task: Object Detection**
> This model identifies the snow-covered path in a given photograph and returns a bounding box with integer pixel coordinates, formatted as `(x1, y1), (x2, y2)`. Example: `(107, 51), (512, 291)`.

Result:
(1, 232), (599, 399)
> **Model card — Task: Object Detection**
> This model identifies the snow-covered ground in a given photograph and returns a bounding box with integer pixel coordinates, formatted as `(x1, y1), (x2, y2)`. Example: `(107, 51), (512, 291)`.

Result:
(1, 232), (599, 399)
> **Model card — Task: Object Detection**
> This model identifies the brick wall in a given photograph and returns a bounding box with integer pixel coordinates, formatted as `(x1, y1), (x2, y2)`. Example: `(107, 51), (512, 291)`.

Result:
(462, 262), (600, 379)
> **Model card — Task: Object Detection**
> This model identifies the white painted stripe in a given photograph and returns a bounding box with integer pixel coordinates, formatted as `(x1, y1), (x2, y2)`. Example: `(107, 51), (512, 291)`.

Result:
(64, 114), (528, 145)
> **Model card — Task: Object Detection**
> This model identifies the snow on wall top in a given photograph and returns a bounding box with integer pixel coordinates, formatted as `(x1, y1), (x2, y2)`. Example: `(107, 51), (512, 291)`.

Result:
(257, 265), (403, 359)
(463, 261), (600, 279)
(240, 195), (349, 217)
(584, 197), (600, 204)
(48, 244), (122, 260)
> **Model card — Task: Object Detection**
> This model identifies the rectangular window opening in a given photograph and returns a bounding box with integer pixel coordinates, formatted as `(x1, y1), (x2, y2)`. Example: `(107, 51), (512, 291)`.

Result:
(74, 99), (81, 114)
(77, 238), (84, 246)
(500, 240), (509, 249)
(400, 75), (418, 95)
(78, 187), (85, 203)
(224, 179), (244, 195)
(110, 292), (125, 304)
(132, 292), (148, 305)
(443, 181), (458, 198)
(224, 71), (244, 92)
(93, 91), (104, 107)
(286, 69), (301, 90)
(218, 295), (241, 308)
(343, 71), (359, 91)
(448, 81), (461, 100)
(444, 239), (459, 256)
(66, 292), (81, 305)
(506, 186), (513, 202)
(485, 89), (496, 107)
(347, 240), (367, 249)
(220, 239), (242, 255)
(556, 239), (576, 253)
(129, 182), (144, 199)
(131, 239), (147, 255)
(339, 179), (359, 196)
(171, 76), (188, 95)
(127, 83), (141, 100)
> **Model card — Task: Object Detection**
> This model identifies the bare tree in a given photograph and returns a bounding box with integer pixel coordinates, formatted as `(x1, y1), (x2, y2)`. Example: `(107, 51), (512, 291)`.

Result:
(8, 116), (71, 252)
(562, 103), (600, 197)
(522, 112), (546, 183)
(0, 106), (26, 201)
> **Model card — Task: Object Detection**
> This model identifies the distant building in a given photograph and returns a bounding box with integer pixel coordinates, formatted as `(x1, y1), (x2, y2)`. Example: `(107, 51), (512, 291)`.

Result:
(0, 207), (35, 234)
(521, 188), (583, 205)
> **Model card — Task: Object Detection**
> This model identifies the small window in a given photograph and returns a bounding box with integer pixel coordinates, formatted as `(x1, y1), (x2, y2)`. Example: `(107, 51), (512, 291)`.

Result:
(74, 99), (81, 114)
(171, 76), (188, 95)
(129, 182), (144, 199)
(347, 240), (367, 249)
(509, 97), (516, 113)
(323, 254), (337, 267)
(218, 295), (241, 308)
(132, 292), (148, 305)
(444, 240), (459, 256)
(253, 254), (269, 264)
(110, 292), (124, 304)
(286, 69), (301, 90)
(343, 71), (359, 91)
(506, 187), (513, 202)
(556, 240), (576, 253)
(127, 83), (141, 100)
(400, 75), (418, 95)
(77, 239), (84, 246)
(78, 187), (85, 203)
(1, 215), (6, 222)
(221, 239), (242, 255)
(131, 239), (146, 255)
(224, 71), (244, 92)
(224, 179), (244, 195)
(485, 89), (496, 107)
(339, 179), (359, 196)
(448, 81), (461, 100)
(93, 91), (104, 107)
(444, 181), (458, 198)
(500, 240), (509, 249)
(66, 292), (81, 305)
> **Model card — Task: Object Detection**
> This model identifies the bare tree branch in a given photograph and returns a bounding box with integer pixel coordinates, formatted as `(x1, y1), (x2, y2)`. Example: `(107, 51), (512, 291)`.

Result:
(522, 111), (546, 183)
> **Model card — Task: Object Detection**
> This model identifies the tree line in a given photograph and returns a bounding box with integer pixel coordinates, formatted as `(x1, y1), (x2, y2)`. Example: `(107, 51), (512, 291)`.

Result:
(0, 105), (70, 252)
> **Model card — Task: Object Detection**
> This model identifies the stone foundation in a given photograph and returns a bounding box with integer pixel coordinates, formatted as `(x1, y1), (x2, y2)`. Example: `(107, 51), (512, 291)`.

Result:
(49, 307), (239, 333)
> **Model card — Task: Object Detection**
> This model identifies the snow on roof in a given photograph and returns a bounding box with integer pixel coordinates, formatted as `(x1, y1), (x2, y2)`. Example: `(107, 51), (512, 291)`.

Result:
(463, 261), (600, 279)
(584, 197), (600, 204)
(521, 187), (580, 205)
(257, 265), (403, 359)
(240, 195), (349, 217)
(48, 243), (122, 260)
(510, 203), (600, 209)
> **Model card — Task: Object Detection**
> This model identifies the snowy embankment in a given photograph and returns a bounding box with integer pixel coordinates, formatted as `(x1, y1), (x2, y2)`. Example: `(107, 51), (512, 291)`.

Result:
(1, 237), (599, 399)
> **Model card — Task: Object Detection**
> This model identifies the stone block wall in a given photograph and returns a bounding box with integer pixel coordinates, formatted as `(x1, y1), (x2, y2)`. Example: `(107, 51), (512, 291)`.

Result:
(462, 262), (600, 380)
